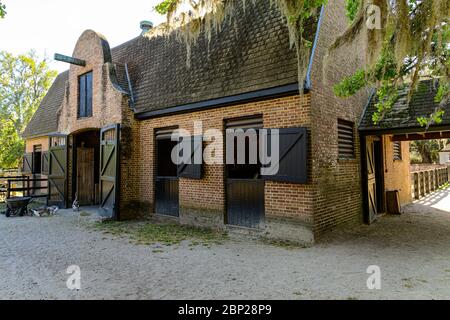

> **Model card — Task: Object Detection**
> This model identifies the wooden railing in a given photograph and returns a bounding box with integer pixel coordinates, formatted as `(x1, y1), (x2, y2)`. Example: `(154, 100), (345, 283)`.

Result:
(0, 173), (23, 202)
(5, 177), (48, 200)
(411, 166), (449, 200)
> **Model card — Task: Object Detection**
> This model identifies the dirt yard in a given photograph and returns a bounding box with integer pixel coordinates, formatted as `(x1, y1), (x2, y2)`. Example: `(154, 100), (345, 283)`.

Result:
(1, 188), (449, 300)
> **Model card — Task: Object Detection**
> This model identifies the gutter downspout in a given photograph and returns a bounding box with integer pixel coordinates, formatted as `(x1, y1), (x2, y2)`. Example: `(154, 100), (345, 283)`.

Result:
(304, 5), (325, 91)
(124, 63), (136, 111)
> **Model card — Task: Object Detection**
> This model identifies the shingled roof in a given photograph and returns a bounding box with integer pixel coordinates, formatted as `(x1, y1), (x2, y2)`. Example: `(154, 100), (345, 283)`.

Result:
(22, 71), (68, 138)
(111, 0), (317, 115)
(24, 0), (318, 138)
(359, 79), (450, 132)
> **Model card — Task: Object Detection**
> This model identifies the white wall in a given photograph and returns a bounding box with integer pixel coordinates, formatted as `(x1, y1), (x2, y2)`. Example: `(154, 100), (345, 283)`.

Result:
(439, 152), (450, 164)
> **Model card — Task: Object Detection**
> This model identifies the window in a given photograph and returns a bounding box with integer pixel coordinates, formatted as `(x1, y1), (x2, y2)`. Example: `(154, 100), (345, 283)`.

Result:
(78, 72), (93, 118)
(393, 141), (402, 161)
(338, 119), (355, 159)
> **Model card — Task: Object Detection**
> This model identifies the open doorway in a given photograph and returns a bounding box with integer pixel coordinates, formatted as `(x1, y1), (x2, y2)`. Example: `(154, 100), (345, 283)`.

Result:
(72, 130), (100, 206)
(155, 127), (179, 217)
(225, 116), (265, 229)
(365, 136), (385, 223)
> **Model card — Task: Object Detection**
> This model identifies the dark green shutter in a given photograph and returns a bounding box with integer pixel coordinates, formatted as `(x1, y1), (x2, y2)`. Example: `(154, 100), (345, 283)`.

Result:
(177, 135), (202, 179)
(22, 153), (33, 174)
(262, 128), (308, 184)
(41, 151), (49, 175)
(99, 124), (120, 219)
(48, 135), (67, 208)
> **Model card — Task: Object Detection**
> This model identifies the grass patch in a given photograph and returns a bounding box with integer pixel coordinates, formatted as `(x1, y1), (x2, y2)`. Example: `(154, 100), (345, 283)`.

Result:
(79, 211), (91, 217)
(91, 220), (228, 247)
(438, 182), (450, 190)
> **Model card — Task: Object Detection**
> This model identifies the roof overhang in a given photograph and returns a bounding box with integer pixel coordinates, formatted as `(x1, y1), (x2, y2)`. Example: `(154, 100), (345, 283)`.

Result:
(359, 124), (450, 137)
(135, 82), (302, 120)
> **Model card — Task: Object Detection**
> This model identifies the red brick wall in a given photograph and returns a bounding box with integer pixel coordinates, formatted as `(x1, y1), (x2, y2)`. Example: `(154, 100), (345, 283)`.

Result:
(309, 0), (370, 236)
(131, 95), (315, 241)
(57, 30), (125, 135)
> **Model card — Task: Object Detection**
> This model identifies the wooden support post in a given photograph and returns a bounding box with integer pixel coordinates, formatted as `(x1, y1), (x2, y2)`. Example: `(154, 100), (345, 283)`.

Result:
(414, 173), (419, 200)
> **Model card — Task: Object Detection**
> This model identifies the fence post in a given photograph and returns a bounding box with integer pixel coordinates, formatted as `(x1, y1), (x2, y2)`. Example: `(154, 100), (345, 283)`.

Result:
(7, 180), (10, 199)
(431, 170), (435, 191)
(420, 172), (425, 197)
(414, 173), (419, 199)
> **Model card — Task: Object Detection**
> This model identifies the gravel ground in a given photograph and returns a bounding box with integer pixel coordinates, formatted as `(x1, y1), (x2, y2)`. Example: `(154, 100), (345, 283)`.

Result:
(0, 188), (449, 300)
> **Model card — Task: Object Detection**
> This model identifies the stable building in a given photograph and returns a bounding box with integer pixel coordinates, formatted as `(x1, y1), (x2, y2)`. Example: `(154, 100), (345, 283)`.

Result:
(22, 0), (450, 244)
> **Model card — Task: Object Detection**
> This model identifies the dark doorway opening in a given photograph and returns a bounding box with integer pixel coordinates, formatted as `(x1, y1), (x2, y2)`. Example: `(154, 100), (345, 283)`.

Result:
(373, 140), (385, 213)
(155, 127), (179, 217)
(73, 130), (100, 206)
(225, 116), (265, 229)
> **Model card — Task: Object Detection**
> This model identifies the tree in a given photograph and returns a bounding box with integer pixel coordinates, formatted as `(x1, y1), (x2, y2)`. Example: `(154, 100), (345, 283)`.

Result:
(0, 1), (6, 18)
(410, 140), (442, 163)
(0, 51), (57, 169)
(153, 0), (449, 126)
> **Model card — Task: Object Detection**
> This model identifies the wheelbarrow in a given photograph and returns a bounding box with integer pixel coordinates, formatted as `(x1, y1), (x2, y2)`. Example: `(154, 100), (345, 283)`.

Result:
(5, 197), (32, 217)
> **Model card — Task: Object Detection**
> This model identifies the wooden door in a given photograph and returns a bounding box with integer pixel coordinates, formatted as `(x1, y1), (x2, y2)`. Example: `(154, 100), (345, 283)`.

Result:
(77, 147), (95, 206)
(155, 178), (179, 217)
(48, 135), (67, 208)
(99, 124), (120, 219)
(155, 128), (179, 217)
(366, 137), (377, 223)
(226, 179), (265, 228)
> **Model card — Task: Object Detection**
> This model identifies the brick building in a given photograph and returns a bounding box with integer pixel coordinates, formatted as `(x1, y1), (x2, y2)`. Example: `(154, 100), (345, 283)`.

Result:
(22, 0), (450, 244)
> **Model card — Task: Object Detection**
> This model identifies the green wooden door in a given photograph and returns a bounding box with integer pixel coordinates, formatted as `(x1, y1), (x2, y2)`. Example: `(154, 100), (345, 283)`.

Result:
(99, 124), (120, 219)
(48, 135), (67, 208)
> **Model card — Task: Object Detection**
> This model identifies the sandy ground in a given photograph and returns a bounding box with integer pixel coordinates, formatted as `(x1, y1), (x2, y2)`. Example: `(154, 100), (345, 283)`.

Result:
(0, 188), (449, 300)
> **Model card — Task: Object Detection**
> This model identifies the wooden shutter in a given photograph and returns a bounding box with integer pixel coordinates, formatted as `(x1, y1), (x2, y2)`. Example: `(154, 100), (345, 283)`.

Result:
(22, 153), (33, 174)
(338, 119), (355, 159)
(41, 151), (49, 175)
(48, 135), (67, 208)
(99, 124), (120, 219)
(177, 135), (202, 179)
(393, 141), (402, 160)
(262, 127), (308, 184)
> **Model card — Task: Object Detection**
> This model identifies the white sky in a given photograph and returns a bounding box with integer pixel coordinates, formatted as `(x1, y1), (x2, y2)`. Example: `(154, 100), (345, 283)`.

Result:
(0, 0), (166, 72)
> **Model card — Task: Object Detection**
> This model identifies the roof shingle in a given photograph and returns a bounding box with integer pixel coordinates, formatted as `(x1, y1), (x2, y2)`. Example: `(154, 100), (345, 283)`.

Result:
(22, 71), (68, 138)
(359, 79), (450, 131)
(111, 0), (317, 114)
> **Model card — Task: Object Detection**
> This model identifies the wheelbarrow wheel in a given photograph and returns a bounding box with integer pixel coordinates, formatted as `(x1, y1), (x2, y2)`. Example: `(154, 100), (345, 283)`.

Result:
(5, 208), (11, 218)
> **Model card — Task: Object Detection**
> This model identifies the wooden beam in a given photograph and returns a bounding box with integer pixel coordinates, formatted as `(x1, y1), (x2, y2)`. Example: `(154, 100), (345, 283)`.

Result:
(54, 53), (86, 66)
(391, 131), (450, 141)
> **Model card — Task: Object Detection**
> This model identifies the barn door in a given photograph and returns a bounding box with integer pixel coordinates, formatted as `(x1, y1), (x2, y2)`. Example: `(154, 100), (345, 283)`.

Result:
(48, 135), (67, 208)
(225, 117), (265, 229)
(155, 127), (179, 217)
(366, 137), (377, 224)
(99, 124), (120, 219)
